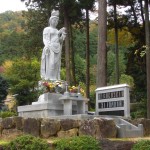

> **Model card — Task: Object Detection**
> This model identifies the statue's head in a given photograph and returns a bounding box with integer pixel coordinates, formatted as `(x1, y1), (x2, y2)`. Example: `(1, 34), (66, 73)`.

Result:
(49, 10), (59, 27)
(50, 10), (59, 19)
(49, 9), (59, 21)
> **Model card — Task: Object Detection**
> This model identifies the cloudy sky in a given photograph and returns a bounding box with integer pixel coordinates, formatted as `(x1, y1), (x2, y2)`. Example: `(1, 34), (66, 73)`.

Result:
(0, 0), (99, 20)
(0, 0), (27, 13)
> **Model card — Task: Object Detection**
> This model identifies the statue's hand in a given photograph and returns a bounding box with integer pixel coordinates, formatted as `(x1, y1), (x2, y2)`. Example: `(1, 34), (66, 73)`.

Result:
(59, 27), (67, 35)
(62, 27), (67, 35)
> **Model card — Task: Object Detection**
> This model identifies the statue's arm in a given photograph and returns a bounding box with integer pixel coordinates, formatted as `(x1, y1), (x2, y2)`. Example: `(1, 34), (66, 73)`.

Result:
(43, 28), (49, 47)
(59, 27), (67, 43)
(43, 28), (51, 55)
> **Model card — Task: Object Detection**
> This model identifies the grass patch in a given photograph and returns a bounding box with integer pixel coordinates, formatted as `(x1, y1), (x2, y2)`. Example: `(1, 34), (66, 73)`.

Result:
(132, 140), (150, 150)
(0, 140), (9, 145)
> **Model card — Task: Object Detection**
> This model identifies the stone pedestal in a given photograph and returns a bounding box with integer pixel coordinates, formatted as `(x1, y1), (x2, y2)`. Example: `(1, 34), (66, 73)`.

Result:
(17, 93), (88, 118)
(18, 93), (64, 118)
(18, 103), (64, 118)
(32, 93), (62, 104)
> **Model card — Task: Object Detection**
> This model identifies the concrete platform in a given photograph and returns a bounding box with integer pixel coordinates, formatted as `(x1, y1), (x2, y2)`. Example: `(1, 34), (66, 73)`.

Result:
(17, 93), (88, 118)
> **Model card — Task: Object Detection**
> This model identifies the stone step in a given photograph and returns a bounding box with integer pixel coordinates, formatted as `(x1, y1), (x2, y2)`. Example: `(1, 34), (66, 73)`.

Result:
(109, 117), (143, 138)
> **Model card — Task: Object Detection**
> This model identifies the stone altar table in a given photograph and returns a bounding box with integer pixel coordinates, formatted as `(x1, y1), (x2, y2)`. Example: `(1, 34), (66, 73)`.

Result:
(59, 95), (88, 115)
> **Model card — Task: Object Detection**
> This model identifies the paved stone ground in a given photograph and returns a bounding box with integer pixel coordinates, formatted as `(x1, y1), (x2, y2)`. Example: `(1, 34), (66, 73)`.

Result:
(101, 139), (135, 150)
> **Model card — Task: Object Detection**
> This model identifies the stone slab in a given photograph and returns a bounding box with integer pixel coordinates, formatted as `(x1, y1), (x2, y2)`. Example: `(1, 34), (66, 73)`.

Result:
(18, 103), (63, 112)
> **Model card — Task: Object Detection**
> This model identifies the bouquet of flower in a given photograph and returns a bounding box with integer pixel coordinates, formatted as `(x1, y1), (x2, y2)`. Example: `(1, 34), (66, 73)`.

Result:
(42, 81), (55, 93)
(69, 86), (78, 93)
(38, 81), (86, 97)
(69, 85), (85, 97)
(39, 80), (65, 94)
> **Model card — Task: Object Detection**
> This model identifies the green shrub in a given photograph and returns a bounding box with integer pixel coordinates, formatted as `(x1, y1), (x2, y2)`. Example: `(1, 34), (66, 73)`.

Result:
(130, 99), (147, 119)
(132, 140), (150, 150)
(0, 111), (17, 118)
(119, 74), (135, 88)
(4, 134), (50, 150)
(55, 135), (101, 150)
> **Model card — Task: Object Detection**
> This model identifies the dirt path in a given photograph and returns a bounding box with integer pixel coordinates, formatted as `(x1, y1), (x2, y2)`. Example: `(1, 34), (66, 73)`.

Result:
(101, 139), (135, 150)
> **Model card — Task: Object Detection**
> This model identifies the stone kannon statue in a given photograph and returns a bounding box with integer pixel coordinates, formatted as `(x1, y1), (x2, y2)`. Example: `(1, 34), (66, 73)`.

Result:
(40, 10), (66, 81)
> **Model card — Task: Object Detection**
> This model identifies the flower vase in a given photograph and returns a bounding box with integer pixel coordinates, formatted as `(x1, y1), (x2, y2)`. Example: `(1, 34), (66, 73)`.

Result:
(70, 93), (78, 97)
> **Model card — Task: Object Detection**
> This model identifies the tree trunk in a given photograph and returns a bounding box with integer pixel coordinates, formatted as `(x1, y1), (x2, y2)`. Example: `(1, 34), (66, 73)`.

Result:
(114, 1), (119, 84)
(145, 0), (150, 118)
(96, 0), (107, 88)
(70, 26), (76, 85)
(64, 8), (71, 85)
(86, 8), (90, 98)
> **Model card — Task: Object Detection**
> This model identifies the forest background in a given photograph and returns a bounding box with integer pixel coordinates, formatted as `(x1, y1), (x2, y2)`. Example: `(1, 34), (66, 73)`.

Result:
(0, 0), (149, 119)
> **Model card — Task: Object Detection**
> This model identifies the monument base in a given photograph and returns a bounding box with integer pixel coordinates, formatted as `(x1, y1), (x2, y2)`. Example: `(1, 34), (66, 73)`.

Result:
(17, 93), (88, 118)
(18, 103), (78, 118)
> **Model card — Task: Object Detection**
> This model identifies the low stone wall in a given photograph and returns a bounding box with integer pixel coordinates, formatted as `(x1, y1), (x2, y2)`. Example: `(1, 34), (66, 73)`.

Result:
(0, 117), (117, 139)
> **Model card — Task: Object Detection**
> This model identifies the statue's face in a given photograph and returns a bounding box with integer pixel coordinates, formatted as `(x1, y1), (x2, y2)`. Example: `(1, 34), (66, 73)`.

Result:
(50, 17), (59, 27)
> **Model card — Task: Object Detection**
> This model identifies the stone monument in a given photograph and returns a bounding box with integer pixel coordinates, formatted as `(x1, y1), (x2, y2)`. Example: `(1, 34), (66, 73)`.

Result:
(95, 84), (130, 117)
(18, 10), (89, 118)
